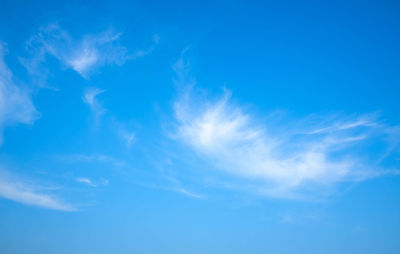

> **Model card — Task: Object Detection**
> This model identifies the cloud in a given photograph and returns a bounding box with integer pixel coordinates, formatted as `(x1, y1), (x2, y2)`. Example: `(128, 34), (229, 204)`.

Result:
(163, 175), (205, 199)
(133, 179), (205, 200)
(116, 123), (136, 147)
(76, 177), (108, 187)
(82, 86), (106, 119)
(20, 23), (158, 81)
(0, 42), (39, 144)
(20, 24), (125, 78)
(170, 58), (400, 198)
(0, 169), (75, 211)
(81, 90), (137, 146)
(76, 177), (95, 186)
(173, 187), (204, 199)
(119, 128), (135, 147)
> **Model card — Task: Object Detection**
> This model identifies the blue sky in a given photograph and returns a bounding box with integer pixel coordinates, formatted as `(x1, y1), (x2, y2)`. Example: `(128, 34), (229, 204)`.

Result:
(1, 0), (400, 253)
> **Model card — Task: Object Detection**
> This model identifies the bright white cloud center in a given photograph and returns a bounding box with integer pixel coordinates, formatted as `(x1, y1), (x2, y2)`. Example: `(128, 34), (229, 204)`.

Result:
(173, 89), (394, 197)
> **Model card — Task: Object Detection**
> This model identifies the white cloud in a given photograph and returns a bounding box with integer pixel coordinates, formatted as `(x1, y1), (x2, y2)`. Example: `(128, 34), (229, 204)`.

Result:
(20, 24), (125, 78)
(0, 42), (39, 144)
(0, 169), (75, 211)
(109, 119), (137, 148)
(82, 88), (137, 146)
(20, 23), (158, 80)
(76, 177), (108, 187)
(82, 86), (106, 119)
(68, 47), (99, 75)
(132, 178), (205, 200)
(82, 87), (138, 147)
(170, 58), (399, 198)
(163, 175), (205, 199)
(76, 177), (95, 186)
(118, 126), (136, 147)
(173, 187), (204, 199)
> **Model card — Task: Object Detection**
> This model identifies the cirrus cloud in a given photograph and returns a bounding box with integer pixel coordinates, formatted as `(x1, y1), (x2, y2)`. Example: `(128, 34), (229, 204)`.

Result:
(0, 42), (39, 145)
(0, 169), (75, 211)
(170, 57), (400, 199)
(20, 23), (159, 82)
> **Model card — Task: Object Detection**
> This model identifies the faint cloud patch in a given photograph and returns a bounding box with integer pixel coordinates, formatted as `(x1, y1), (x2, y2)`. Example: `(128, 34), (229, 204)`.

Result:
(173, 187), (204, 199)
(82, 86), (106, 120)
(119, 127), (136, 147)
(353, 225), (367, 232)
(0, 42), (39, 144)
(132, 175), (205, 200)
(279, 213), (294, 224)
(76, 177), (109, 187)
(56, 154), (126, 167)
(0, 168), (76, 211)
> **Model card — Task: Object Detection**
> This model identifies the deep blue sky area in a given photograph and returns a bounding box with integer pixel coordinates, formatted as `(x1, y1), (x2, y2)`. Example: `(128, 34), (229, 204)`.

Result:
(0, 1), (399, 254)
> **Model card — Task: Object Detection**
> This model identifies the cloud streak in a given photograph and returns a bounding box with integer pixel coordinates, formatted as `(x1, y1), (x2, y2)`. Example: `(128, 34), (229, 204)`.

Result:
(0, 42), (39, 144)
(76, 177), (109, 187)
(170, 58), (400, 199)
(83, 86), (106, 119)
(0, 169), (75, 211)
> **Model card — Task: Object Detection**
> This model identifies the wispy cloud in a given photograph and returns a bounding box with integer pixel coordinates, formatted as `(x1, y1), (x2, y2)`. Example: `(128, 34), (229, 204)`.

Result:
(173, 186), (204, 199)
(169, 57), (400, 199)
(133, 179), (205, 200)
(82, 87), (137, 146)
(0, 42), (39, 144)
(112, 120), (137, 147)
(0, 169), (75, 211)
(20, 23), (158, 82)
(83, 86), (106, 119)
(118, 127), (135, 147)
(76, 177), (109, 187)
(164, 175), (205, 199)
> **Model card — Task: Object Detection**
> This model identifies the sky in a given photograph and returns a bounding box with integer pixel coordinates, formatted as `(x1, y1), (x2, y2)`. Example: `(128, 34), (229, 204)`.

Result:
(0, 0), (400, 253)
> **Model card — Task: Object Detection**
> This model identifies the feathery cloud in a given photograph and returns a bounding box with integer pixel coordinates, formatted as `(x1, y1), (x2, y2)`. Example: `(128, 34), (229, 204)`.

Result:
(81, 88), (137, 146)
(0, 169), (75, 211)
(20, 23), (158, 81)
(116, 124), (136, 147)
(170, 57), (400, 198)
(82, 86), (106, 119)
(0, 42), (39, 144)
